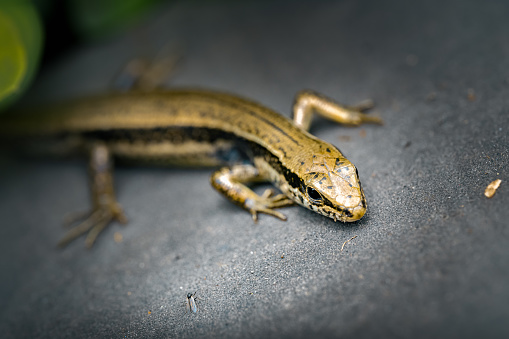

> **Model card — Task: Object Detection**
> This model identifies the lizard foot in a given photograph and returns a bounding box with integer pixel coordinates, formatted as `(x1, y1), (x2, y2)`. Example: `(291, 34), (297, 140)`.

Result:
(246, 189), (295, 222)
(58, 202), (127, 248)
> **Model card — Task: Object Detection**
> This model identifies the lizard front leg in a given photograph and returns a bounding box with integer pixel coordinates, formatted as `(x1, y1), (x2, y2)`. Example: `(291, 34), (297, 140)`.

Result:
(210, 164), (294, 221)
(58, 143), (126, 248)
(292, 90), (383, 131)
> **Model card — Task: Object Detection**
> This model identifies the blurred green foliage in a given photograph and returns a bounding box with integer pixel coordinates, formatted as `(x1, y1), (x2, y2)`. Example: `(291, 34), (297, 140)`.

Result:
(68, 0), (163, 40)
(0, 0), (43, 111)
(0, 0), (163, 111)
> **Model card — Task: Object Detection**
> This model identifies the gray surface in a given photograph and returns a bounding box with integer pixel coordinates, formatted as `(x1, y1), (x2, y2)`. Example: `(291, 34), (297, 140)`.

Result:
(1, 0), (508, 338)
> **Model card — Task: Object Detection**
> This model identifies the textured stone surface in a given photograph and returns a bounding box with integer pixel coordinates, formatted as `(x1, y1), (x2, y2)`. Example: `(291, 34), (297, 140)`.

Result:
(1, 1), (508, 338)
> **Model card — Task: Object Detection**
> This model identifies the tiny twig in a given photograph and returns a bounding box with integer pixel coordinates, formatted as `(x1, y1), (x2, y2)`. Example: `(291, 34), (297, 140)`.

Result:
(341, 235), (358, 252)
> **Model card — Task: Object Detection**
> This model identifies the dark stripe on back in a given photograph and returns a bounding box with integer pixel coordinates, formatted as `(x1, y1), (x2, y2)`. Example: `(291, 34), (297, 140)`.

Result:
(81, 123), (350, 214)
(82, 126), (234, 145)
(79, 127), (303, 190)
(248, 142), (304, 193)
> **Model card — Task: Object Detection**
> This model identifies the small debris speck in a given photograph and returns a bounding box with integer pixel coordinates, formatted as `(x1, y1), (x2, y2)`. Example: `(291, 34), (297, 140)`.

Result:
(114, 232), (123, 243)
(406, 54), (419, 66)
(467, 88), (476, 102)
(484, 179), (502, 198)
(426, 92), (437, 101)
(341, 235), (358, 252)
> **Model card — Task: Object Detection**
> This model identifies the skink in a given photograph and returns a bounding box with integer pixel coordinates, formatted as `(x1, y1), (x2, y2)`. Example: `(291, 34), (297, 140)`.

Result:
(0, 89), (381, 247)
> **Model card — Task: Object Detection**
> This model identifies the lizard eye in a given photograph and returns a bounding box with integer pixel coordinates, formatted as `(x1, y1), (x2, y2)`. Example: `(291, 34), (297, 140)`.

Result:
(306, 186), (323, 204)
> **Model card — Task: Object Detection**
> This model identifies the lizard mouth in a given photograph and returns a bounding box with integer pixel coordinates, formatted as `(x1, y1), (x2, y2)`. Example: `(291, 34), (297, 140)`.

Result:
(327, 201), (366, 223)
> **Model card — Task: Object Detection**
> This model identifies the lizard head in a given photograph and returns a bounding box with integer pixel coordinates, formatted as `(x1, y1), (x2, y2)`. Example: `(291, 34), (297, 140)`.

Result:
(297, 152), (367, 222)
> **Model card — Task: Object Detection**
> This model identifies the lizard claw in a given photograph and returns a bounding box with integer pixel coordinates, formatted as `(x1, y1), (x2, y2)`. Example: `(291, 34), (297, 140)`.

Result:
(58, 202), (127, 248)
(246, 191), (295, 222)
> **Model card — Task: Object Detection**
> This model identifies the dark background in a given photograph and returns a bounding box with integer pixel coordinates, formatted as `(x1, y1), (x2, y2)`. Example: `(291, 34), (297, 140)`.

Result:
(1, 1), (508, 338)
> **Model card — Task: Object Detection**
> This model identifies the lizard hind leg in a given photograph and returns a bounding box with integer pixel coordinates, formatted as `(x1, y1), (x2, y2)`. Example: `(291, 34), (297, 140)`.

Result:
(58, 143), (127, 248)
(112, 45), (183, 92)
